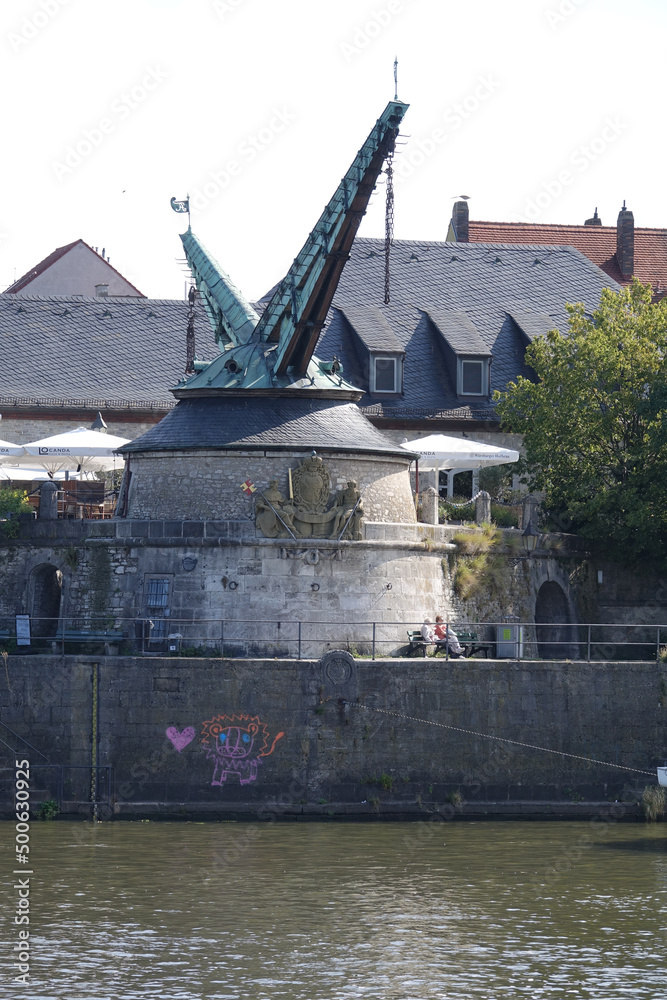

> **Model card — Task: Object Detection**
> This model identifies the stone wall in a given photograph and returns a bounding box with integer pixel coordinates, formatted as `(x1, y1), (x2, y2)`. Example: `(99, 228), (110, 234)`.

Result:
(0, 520), (458, 657)
(124, 449), (416, 523)
(0, 415), (165, 446)
(0, 655), (664, 818)
(2, 521), (665, 660)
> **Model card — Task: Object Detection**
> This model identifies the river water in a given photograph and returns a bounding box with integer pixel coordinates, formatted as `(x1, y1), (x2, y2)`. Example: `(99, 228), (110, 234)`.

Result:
(2, 820), (666, 999)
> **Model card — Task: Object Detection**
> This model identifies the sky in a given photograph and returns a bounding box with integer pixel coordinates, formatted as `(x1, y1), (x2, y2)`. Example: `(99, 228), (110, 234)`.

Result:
(0, 0), (665, 302)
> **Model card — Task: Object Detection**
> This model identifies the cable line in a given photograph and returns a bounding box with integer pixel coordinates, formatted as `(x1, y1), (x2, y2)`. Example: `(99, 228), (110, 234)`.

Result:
(357, 704), (655, 776)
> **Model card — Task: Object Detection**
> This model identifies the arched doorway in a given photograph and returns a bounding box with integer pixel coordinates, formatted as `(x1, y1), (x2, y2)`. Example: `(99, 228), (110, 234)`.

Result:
(30, 564), (63, 637)
(535, 581), (577, 659)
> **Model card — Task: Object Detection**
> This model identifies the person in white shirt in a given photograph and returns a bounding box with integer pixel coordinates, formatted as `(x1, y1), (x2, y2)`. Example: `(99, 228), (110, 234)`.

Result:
(420, 617), (435, 642)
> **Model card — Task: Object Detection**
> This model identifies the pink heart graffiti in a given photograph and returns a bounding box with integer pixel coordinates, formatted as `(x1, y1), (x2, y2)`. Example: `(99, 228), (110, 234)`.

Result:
(166, 726), (195, 752)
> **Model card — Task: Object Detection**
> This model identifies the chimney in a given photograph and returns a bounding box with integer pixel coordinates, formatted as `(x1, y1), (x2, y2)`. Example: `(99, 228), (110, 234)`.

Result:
(451, 200), (469, 242)
(95, 283), (109, 297)
(584, 207), (602, 226)
(616, 201), (634, 279)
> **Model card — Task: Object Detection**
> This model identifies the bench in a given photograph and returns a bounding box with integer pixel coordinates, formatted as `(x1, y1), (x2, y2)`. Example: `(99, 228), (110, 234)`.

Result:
(407, 630), (428, 656)
(456, 630), (494, 659)
(52, 629), (124, 655)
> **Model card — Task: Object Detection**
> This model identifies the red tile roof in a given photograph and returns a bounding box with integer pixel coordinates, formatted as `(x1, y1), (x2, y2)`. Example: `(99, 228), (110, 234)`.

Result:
(467, 221), (667, 298)
(4, 238), (144, 296)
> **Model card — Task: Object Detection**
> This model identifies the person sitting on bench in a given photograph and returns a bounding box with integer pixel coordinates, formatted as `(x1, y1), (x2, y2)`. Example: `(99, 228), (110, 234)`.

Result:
(434, 615), (464, 658)
(420, 617), (436, 643)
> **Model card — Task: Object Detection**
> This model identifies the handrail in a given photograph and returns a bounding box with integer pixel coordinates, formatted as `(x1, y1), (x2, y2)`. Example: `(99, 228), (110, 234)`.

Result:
(0, 616), (664, 661)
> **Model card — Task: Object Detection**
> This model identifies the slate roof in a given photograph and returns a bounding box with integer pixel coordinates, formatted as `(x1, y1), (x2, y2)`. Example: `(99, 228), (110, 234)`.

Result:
(426, 309), (490, 356)
(0, 295), (218, 410)
(5, 239), (145, 296)
(338, 305), (403, 353)
(467, 221), (667, 295)
(120, 396), (411, 457)
(314, 237), (619, 422)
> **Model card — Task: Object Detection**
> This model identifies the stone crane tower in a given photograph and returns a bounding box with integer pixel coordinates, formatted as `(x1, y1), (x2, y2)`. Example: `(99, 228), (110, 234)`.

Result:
(118, 100), (416, 529)
(115, 100), (455, 654)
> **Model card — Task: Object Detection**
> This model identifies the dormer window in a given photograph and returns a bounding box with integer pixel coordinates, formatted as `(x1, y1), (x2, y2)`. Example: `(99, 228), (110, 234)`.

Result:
(458, 358), (488, 396)
(424, 309), (492, 400)
(372, 355), (401, 393)
(337, 306), (405, 396)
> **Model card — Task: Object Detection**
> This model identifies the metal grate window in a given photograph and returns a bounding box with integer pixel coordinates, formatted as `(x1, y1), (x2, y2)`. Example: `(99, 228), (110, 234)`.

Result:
(145, 577), (170, 640)
(146, 578), (170, 610)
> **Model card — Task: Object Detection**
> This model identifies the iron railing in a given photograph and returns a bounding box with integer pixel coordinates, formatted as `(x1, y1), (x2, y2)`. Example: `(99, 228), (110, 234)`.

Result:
(0, 615), (665, 662)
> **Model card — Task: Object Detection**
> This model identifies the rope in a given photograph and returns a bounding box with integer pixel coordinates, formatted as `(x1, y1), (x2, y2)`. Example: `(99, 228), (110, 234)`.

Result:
(357, 704), (655, 777)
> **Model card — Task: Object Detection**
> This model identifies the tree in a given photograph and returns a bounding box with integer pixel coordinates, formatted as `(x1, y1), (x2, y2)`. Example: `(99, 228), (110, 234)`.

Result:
(495, 280), (667, 565)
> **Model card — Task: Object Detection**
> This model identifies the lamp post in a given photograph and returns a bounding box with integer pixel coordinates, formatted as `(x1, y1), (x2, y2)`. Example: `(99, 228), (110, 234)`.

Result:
(522, 520), (540, 554)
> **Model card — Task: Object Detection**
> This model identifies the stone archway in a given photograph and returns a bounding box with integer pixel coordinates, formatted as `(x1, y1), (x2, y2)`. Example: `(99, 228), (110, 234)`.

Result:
(30, 564), (63, 637)
(535, 581), (577, 660)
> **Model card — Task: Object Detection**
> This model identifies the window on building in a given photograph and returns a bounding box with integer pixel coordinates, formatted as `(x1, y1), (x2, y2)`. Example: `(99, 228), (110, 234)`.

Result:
(458, 359), (487, 396)
(144, 576), (171, 639)
(372, 355), (401, 393)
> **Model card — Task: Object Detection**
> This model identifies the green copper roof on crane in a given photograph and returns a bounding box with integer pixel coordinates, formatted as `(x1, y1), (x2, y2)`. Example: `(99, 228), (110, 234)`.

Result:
(180, 229), (259, 347)
(259, 100), (408, 375)
(173, 98), (409, 396)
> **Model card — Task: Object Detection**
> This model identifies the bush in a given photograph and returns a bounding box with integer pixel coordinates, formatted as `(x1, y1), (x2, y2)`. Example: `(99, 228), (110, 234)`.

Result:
(641, 785), (665, 822)
(38, 799), (59, 821)
(439, 495), (475, 523)
(0, 489), (31, 537)
(491, 503), (520, 528)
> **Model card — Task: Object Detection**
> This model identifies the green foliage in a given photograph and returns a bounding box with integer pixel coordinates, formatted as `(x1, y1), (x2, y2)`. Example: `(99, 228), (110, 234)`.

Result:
(490, 503), (520, 528)
(0, 489), (31, 537)
(439, 495), (474, 523)
(379, 773), (393, 792)
(641, 785), (665, 822)
(453, 524), (508, 599)
(495, 280), (667, 565)
(441, 491), (520, 528)
(453, 523), (500, 555)
(63, 546), (79, 571)
(478, 462), (520, 497)
(38, 799), (59, 821)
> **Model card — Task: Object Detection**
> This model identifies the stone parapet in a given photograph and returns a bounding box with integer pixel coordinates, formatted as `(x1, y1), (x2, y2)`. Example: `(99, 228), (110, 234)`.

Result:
(0, 655), (662, 818)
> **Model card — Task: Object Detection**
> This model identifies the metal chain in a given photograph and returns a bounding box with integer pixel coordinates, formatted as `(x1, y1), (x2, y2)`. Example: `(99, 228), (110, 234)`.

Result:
(383, 150), (394, 305)
(185, 284), (196, 375)
(441, 491), (483, 509)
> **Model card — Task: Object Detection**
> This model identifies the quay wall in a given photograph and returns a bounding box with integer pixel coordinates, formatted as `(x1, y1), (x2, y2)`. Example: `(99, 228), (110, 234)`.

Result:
(0, 655), (665, 819)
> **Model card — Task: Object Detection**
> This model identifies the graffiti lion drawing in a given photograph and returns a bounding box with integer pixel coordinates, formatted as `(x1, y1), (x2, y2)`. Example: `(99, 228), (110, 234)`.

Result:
(200, 714), (284, 787)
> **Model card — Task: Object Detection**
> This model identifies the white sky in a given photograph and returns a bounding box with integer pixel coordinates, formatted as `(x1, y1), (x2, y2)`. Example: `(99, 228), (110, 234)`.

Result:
(0, 0), (665, 302)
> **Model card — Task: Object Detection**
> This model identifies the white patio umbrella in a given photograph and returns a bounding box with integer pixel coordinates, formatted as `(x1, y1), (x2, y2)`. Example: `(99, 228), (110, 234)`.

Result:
(0, 437), (26, 457)
(400, 433), (520, 499)
(399, 434), (520, 469)
(0, 467), (74, 482)
(11, 427), (130, 476)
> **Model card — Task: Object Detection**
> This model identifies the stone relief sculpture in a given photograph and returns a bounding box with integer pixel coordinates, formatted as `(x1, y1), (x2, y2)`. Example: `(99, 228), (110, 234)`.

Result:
(255, 454), (364, 541)
(255, 479), (298, 539)
(291, 453), (330, 512)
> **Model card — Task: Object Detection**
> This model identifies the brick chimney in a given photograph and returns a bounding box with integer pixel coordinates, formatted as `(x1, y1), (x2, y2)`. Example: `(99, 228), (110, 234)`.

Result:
(584, 207), (602, 226)
(616, 201), (634, 279)
(451, 200), (469, 242)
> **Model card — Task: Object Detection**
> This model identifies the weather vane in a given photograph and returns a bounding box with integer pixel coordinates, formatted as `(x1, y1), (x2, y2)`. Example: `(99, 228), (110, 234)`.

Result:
(170, 194), (191, 229)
